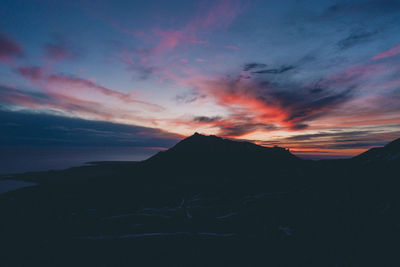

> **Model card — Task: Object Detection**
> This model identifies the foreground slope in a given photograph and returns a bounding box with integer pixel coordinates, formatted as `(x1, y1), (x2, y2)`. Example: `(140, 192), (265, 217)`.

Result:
(0, 135), (399, 266)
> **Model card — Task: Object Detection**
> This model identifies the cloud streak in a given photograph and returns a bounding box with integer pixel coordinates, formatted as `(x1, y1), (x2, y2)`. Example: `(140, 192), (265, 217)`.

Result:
(372, 43), (400, 60)
(15, 66), (164, 112)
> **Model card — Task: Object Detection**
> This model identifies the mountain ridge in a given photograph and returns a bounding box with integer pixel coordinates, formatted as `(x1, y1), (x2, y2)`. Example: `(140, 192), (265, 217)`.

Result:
(352, 137), (400, 164)
(146, 132), (297, 162)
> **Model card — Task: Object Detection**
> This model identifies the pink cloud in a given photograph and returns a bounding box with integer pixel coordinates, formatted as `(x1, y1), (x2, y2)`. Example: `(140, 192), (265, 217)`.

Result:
(372, 43), (400, 60)
(0, 32), (24, 63)
(114, 0), (244, 80)
(15, 66), (165, 112)
(189, 0), (244, 30)
(16, 66), (45, 81)
(2, 87), (144, 123)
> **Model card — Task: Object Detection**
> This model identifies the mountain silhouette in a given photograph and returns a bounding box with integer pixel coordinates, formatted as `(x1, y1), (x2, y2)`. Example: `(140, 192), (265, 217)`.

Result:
(145, 132), (297, 164)
(141, 133), (305, 187)
(352, 137), (400, 164)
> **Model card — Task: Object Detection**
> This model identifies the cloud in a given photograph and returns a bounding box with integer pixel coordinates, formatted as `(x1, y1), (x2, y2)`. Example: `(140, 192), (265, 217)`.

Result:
(337, 29), (378, 50)
(172, 52), (400, 139)
(321, 0), (400, 19)
(188, 112), (278, 138)
(0, 32), (24, 62)
(16, 66), (44, 80)
(44, 35), (80, 62)
(217, 122), (277, 137)
(253, 129), (400, 159)
(111, 45), (164, 80)
(243, 63), (267, 71)
(251, 65), (295, 74)
(113, 0), (245, 80)
(0, 108), (180, 148)
(0, 81), (161, 128)
(193, 116), (222, 123)
(0, 84), (127, 120)
(284, 131), (370, 141)
(309, 88), (324, 94)
(372, 43), (400, 60)
(15, 66), (164, 112)
(197, 69), (356, 134)
(175, 90), (206, 103)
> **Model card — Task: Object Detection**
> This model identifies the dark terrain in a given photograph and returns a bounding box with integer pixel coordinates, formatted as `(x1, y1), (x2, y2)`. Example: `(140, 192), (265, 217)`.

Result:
(1, 133), (399, 266)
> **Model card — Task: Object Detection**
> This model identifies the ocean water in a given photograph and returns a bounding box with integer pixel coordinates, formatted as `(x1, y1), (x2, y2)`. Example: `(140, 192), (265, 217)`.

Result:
(0, 146), (158, 175)
(0, 180), (37, 194)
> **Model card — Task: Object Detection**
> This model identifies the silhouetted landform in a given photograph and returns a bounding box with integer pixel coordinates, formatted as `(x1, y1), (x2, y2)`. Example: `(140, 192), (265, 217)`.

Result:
(142, 133), (305, 187)
(0, 133), (399, 266)
(352, 137), (400, 164)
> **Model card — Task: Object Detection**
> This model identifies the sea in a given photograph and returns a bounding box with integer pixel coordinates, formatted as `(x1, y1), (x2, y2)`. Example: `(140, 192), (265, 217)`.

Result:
(0, 146), (157, 175)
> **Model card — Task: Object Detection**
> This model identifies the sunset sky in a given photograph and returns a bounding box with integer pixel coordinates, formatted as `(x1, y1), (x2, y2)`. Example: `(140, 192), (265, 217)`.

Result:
(1, 0), (400, 158)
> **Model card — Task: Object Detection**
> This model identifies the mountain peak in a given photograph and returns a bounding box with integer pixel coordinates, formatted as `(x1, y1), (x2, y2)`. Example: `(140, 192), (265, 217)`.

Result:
(143, 133), (298, 177)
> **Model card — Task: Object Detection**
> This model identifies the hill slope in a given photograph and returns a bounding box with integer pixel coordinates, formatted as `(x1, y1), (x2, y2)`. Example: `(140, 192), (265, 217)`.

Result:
(352, 137), (400, 164)
(141, 133), (303, 184)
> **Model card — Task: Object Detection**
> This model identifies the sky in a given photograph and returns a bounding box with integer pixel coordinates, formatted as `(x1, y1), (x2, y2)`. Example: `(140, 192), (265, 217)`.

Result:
(1, 0), (400, 158)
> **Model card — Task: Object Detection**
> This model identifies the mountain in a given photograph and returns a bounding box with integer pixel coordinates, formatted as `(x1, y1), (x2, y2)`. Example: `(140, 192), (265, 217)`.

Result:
(352, 137), (400, 164)
(146, 132), (297, 163)
(141, 133), (305, 186)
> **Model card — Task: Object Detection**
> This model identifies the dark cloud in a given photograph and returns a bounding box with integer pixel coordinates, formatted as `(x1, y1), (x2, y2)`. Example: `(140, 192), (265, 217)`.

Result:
(218, 122), (277, 137)
(0, 32), (24, 62)
(284, 131), (371, 141)
(337, 30), (378, 50)
(193, 116), (222, 123)
(175, 91), (206, 103)
(254, 83), (355, 130)
(290, 123), (308, 130)
(132, 65), (160, 80)
(309, 88), (324, 94)
(329, 142), (386, 149)
(0, 84), (53, 105)
(281, 87), (354, 123)
(252, 65), (295, 74)
(243, 63), (267, 71)
(322, 0), (400, 19)
(0, 108), (180, 148)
